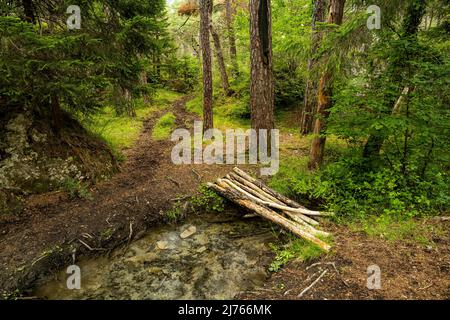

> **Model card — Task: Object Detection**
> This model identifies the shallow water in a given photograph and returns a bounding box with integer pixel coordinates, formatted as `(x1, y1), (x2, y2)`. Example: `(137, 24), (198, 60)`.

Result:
(34, 213), (275, 300)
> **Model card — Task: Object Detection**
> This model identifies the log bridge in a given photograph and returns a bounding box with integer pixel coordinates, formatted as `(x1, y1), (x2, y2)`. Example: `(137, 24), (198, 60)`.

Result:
(207, 167), (333, 252)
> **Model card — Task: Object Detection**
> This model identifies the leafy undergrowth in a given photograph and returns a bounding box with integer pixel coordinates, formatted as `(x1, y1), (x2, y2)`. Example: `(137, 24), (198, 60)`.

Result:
(186, 93), (250, 131)
(165, 185), (225, 224)
(265, 121), (447, 269)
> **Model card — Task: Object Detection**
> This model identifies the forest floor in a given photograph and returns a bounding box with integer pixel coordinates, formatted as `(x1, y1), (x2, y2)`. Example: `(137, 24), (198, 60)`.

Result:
(0, 95), (448, 299)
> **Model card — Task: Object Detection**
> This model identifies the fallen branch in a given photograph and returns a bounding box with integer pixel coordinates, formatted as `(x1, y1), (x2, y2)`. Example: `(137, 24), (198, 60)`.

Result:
(298, 269), (328, 298)
(78, 239), (107, 252)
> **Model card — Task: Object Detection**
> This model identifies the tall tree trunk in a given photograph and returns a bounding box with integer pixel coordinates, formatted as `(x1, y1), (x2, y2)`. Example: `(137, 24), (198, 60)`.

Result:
(250, 0), (274, 136)
(225, 0), (239, 76)
(362, 0), (427, 160)
(210, 23), (232, 96)
(22, 0), (36, 23)
(200, 0), (214, 132)
(308, 0), (345, 170)
(301, 0), (327, 135)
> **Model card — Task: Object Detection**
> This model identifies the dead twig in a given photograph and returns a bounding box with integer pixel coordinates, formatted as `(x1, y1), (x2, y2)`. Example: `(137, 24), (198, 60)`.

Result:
(305, 262), (349, 288)
(418, 282), (433, 291)
(167, 176), (181, 188)
(78, 239), (106, 252)
(191, 168), (202, 182)
(171, 195), (191, 202)
(298, 269), (328, 298)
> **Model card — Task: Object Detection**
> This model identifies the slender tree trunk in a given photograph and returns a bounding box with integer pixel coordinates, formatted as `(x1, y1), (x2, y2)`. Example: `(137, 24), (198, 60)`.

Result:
(308, 0), (345, 170)
(225, 0), (239, 76)
(301, 0), (327, 135)
(210, 23), (232, 96)
(250, 0), (274, 135)
(199, 0), (214, 131)
(362, 0), (427, 160)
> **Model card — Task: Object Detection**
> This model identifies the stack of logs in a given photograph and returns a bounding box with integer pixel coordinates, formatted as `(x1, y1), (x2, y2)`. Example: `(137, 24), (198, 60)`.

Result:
(207, 167), (333, 252)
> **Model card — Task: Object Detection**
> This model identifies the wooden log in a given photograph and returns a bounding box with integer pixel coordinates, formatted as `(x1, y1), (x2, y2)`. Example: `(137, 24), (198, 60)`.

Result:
(217, 179), (330, 241)
(233, 167), (306, 209)
(233, 168), (334, 216)
(207, 182), (331, 252)
(225, 174), (275, 203)
(221, 178), (328, 217)
(228, 172), (320, 226)
(232, 168), (334, 216)
(226, 176), (325, 232)
(294, 213), (320, 227)
(228, 172), (282, 204)
(282, 211), (329, 237)
(227, 176), (327, 235)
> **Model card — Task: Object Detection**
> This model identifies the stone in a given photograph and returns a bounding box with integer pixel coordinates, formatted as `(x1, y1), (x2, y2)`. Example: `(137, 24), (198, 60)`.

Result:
(180, 225), (197, 239)
(156, 240), (169, 250)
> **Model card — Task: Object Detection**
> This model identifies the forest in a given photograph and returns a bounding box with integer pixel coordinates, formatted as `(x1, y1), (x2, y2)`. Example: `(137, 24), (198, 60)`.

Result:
(0, 0), (449, 301)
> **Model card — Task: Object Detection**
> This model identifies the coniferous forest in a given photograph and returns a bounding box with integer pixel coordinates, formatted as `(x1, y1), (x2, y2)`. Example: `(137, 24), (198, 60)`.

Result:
(0, 0), (449, 302)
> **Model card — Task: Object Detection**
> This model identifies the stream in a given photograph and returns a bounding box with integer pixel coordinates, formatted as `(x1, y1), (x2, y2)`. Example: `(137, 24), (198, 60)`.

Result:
(34, 213), (275, 300)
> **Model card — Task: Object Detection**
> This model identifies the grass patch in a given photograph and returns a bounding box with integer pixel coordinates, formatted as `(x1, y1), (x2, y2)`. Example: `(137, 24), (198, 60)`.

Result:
(153, 88), (183, 105)
(350, 215), (445, 246)
(82, 89), (181, 151)
(191, 185), (225, 213)
(152, 112), (176, 140)
(269, 235), (326, 272)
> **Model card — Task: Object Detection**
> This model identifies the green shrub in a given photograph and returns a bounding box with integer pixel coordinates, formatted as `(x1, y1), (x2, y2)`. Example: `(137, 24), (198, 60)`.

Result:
(60, 178), (92, 200)
(165, 201), (185, 223)
(191, 185), (225, 213)
(273, 155), (449, 220)
(162, 56), (200, 93)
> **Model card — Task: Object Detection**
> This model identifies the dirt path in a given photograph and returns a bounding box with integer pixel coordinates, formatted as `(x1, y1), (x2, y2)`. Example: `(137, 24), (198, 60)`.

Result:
(0, 96), (242, 296)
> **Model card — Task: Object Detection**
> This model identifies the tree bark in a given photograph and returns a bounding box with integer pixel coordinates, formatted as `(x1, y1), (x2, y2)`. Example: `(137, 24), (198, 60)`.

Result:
(308, 0), (345, 170)
(200, 0), (214, 131)
(250, 0), (274, 136)
(210, 23), (232, 96)
(301, 0), (327, 135)
(225, 0), (239, 76)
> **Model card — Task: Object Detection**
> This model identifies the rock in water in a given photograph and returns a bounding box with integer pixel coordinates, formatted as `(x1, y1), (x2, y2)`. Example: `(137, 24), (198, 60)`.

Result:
(156, 241), (169, 250)
(180, 225), (197, 239)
